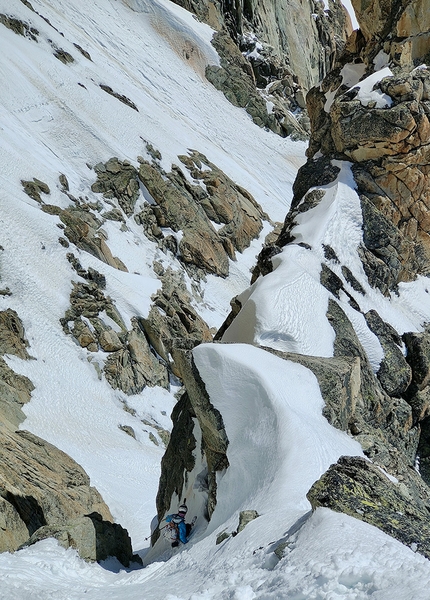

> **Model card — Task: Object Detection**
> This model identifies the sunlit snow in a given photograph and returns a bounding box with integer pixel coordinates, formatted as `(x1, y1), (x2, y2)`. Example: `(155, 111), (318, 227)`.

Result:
(1, 0), (430, 599)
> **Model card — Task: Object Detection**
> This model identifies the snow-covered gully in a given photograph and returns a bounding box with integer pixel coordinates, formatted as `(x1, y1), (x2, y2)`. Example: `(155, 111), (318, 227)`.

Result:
(1, 0), (430, 598)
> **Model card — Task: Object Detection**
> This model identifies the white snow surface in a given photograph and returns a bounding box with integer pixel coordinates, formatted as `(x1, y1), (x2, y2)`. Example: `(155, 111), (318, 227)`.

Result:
(353, 66), (393, 108)
(1, 0), (430, 598)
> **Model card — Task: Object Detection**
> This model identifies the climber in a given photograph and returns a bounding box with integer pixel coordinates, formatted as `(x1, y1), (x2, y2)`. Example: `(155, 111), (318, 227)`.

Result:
(164, 503), (193, 547)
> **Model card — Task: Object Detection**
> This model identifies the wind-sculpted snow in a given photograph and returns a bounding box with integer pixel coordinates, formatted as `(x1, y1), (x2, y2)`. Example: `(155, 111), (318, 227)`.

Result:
(193, 343), (364, 533)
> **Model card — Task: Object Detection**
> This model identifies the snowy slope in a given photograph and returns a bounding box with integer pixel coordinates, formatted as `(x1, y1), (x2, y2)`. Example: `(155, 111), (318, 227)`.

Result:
(0, 0), (304, 547)
(1, 0), (430, 599)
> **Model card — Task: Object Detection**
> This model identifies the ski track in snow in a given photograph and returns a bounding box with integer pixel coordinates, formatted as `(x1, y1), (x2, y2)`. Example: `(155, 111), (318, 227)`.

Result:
(1, 0), (430, 598)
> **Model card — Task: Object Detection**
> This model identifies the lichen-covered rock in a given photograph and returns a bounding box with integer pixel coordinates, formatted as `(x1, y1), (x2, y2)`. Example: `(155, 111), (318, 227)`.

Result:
(24, 512), (135, 566)
(364, 309), (412, 397)
(351, 0), (430, 65)
(307, 455), (430, 560)
(303, 63), (430, 293)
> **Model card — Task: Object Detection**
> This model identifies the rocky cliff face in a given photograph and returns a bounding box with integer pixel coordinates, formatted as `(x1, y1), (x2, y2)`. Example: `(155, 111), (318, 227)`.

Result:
(171, 0), (352, 138)
(155, 0), (430, 561)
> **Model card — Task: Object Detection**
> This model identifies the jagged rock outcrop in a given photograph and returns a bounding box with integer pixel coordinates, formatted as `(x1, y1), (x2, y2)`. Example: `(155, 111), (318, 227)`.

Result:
(307, 455), (430, 559)
(153, 347), (229, 543)
(29, 191), (128, 272)
(285, 65), (430, 295)
(61, 258), (169, 394)
(91, 157), (140, 215)
(195, 0), (430, 559)
(59, 204), (128, 272)
(205, 31), (309, 139)
(104, 318), (169, 394)
(0, 309), (34, 429)
(297, 17), (430, 294)
(403, 326), (430, 423)
(140, 266), (213, 377)
(351, 0), (430, 66)
(173, 0), (351, 91)
(261, 298), (429, 513)
(137, 150), (267, 277)
(364, 309), (412, 397)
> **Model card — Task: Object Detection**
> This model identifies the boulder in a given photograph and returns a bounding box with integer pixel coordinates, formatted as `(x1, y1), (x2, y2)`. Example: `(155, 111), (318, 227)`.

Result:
(307, 455), (430, 560)
(235, 510), (259, 534)
(0, 429), (112, 553)
(24, 513), (135, 566)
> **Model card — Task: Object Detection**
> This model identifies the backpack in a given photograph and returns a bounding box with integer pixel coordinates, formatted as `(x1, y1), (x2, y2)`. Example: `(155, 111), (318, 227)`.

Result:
(163, 515), (182, 542)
